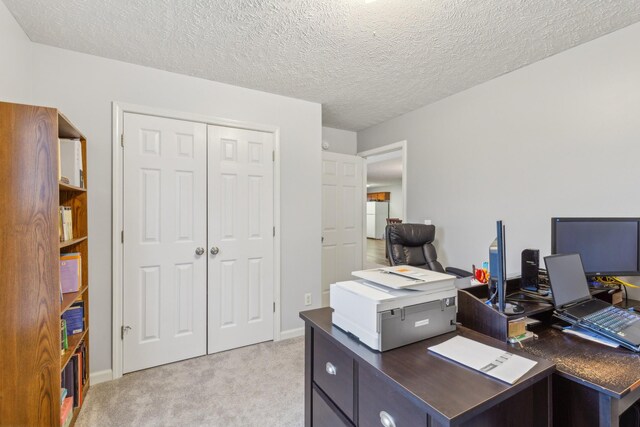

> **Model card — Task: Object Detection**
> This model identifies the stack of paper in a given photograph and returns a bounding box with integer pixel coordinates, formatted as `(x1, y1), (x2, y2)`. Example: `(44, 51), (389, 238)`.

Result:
(428, 335), (537, 384)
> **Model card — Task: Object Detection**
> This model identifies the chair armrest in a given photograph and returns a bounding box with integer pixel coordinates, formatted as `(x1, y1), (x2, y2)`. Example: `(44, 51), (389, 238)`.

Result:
(445, 267), (473, 278)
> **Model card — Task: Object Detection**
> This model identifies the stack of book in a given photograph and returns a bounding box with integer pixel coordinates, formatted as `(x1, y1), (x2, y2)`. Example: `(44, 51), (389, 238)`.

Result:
(60, 253), (81, 294)
(58, 138), (84, 188)
(60, 395), (73, 427)
(60, 341), (87, 425)
(62, 301), (84, 335)
(59, 206), (73, 242)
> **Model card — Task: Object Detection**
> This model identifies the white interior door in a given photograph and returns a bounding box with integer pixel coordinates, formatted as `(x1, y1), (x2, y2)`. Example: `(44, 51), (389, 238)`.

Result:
(122, 113), (207, 373)
(321, 152), (364, 307)
(208, 125), (275, 354)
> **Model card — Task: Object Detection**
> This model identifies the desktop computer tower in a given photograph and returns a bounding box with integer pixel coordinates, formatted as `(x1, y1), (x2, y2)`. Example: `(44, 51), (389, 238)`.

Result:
(521, 249), (539, 292)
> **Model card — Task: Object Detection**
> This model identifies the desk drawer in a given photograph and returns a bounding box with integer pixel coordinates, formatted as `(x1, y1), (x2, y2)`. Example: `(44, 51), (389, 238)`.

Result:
(312, 385), (354, 427)
(359, 363), (427, 427)
(313, 332), (354, 421)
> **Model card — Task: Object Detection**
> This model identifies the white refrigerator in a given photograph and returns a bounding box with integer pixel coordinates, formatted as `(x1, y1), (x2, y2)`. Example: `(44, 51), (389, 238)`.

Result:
(366, 201), (389, 239)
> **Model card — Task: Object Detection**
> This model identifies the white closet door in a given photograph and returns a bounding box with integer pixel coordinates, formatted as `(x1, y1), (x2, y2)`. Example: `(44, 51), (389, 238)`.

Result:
(208, 125), (275, 354)
(321, 152), (364, 306)
(123, 113), (207, 373)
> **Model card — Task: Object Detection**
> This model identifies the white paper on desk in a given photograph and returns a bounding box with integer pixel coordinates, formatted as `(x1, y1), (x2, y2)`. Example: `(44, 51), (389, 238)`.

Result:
(428, 336), (537, 385)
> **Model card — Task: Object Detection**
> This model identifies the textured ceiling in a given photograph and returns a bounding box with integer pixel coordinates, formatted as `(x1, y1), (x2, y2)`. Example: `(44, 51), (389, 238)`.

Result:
(5, 0), (640, 130)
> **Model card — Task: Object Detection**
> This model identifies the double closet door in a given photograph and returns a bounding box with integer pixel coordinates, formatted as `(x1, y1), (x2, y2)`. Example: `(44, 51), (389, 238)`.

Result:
(122, 113), (274, 373)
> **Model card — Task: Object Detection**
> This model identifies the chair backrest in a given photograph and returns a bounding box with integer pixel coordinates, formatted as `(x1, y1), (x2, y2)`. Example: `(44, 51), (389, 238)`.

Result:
(386, 218), (402, 225)
(385, 223), (445, 273)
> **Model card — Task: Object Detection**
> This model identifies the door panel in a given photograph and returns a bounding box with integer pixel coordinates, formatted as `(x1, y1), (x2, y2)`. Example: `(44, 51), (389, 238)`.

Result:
(208, 125), (274, 354)
(321, 152), (364, 307)
(123, 113), (207, 373)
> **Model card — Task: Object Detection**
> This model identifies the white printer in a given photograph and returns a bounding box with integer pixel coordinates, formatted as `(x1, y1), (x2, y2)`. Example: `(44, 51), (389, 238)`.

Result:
(330, 266), (457, 352)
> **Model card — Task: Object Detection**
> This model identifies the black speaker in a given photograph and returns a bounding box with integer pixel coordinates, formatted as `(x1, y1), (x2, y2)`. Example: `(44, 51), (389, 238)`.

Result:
(521, 249), (539, 291)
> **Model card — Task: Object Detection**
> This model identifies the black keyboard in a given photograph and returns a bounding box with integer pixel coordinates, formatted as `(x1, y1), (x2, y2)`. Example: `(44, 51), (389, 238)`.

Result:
(583, 306), (640, 334)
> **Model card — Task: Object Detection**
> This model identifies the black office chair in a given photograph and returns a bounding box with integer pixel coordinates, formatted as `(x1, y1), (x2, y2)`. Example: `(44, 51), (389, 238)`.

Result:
(385, 223), (472, 278)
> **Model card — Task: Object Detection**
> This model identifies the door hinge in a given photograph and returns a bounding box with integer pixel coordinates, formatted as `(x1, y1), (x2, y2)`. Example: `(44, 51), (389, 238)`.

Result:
(272, 151), (275, 162)
(273, 302), (276, 313)
(120, 134), (124, 147)
(121, 230), (124, 243)
(273, 226), (275, 237)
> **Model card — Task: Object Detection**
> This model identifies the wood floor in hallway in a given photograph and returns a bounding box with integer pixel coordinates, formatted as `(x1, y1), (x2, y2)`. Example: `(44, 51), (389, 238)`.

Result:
(366, 238), (388, 266)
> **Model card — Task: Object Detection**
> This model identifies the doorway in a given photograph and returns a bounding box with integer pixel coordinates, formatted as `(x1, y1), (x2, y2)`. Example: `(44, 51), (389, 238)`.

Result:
(320, 151), (365, 307)
(358, 141), (407, 269)
(112, 103), (281, 378)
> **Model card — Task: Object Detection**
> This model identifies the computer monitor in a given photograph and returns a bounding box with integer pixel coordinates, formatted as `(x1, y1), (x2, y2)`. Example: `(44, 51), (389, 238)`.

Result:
(489, 221), (507, 312)
(551, 217), (640, 277)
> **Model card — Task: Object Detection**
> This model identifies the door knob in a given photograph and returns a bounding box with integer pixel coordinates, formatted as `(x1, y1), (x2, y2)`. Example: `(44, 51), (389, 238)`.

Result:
(210, 246), (220, 255)
(195, 247), (205, 256)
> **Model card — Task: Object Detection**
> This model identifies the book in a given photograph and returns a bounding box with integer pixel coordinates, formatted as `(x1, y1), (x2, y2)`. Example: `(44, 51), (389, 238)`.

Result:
(60, 253), (81, 293)
(64, 207), (73, 240)
(58, 206), (63, 241)
(71, 354), (79, 407)
(60, 319), (68, 354)
(59, 139), (83, 188)
(60, 388), (67, 405)
(80, 341), (87, 385)
(59, 206), (73, 241)
(74, 349), (83, 406)
(62, 302), (84, 334)
(60, 397), (73, 426)
(62, 362), (74, 404)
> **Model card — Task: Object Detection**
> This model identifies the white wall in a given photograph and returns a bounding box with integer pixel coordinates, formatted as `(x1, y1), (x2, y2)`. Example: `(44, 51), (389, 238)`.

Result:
(358, 22), (640, 290)
(368, 181), (403, 219)
(322, 126), (357, 155)
(24, 43), (321, 374)
(0, 1), (32, 103)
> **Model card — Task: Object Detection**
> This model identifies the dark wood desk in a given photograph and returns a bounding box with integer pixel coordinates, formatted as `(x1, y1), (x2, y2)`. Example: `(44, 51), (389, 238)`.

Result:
(301, 308), (555, 427)
(459, 286), (640, 427)
(522, 303), (640, 427)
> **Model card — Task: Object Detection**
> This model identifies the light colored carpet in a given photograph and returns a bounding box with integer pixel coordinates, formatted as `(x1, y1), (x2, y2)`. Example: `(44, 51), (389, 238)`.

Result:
(76, 337), (304, 427)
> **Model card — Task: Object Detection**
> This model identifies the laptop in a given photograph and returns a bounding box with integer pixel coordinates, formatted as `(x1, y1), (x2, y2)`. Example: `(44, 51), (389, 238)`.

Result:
(544, 253), (640, 351)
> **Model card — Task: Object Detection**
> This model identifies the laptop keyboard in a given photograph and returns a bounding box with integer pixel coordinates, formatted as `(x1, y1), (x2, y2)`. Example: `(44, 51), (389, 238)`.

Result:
(583, 306), (640, 334)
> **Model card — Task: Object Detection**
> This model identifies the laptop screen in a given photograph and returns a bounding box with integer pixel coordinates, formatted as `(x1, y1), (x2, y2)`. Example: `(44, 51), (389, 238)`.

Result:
(544, 253), (591, 308)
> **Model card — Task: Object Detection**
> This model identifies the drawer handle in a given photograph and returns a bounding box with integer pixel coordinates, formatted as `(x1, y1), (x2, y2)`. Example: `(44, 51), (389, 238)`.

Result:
(325, 362), (337, 375)
(380, 411), (396, 427)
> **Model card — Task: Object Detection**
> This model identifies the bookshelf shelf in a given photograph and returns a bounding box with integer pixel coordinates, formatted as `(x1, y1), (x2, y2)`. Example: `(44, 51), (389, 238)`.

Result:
(59, 181), (87, 193)
(58, 111), (85, 140)
(61, 328), (89, 371)
(59, 236), (88, 249)
(61, 285), (89, 314)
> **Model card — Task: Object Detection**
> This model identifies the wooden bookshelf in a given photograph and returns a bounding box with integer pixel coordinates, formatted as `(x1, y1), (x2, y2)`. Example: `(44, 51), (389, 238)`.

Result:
(0, 101), (90, 426)
(58, 109), (89, 427)
(59, 181), (87, 193)
(61, 329), (88, 371)
(60, 236), (88, 249)
(61, 285), (89, 314)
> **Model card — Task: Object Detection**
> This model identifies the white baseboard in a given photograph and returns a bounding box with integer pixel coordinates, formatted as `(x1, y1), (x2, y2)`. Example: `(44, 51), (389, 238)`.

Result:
(90, 369), (113, 385)
(278, 327), (304, 341)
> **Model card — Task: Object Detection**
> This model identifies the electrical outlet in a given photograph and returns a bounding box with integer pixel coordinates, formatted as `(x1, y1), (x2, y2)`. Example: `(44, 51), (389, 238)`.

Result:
(304, 293), (312, 306)
(424, 219), (432, 225)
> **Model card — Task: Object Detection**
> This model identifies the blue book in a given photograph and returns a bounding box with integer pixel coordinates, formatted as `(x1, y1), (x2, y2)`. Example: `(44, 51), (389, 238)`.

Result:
(62, 303), (84, 334)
